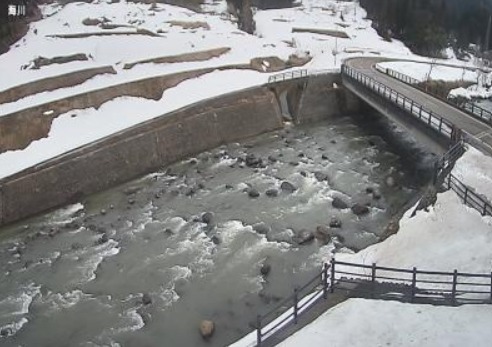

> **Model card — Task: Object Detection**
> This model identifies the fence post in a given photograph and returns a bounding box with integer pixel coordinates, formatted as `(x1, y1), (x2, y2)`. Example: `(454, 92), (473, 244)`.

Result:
(330, 258), (336, 293)
(323, 263), (329, 299)
(293, 288), (299, 324)
(411, 267), (417, 303)
(451, 270), (458, 306)
(257, 315), (262, 346)
(447, 174), (452, 189)
(438, 118), (443, 133)
(371, 263), (377, 282)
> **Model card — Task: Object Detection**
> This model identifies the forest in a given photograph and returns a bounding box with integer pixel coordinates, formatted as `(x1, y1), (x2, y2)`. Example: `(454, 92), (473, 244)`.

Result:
(360, 0), (492, 57)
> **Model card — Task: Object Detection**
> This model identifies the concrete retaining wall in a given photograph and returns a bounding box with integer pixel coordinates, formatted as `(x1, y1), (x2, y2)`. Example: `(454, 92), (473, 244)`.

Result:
(0, 72), (363, 227)
(0, 86), (283, 226)
(295, 74), (361, 123)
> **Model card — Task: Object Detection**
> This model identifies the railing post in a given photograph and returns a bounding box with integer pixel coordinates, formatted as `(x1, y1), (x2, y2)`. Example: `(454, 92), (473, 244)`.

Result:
(371, 263), (377, 282)
(330, 258), (336, 293)
(411, 267), (417, 303)
(451, 269), (458, 306)
(323, 263), (329, 299)
(257, 315), (262, 346)
(438, 118), (443, 133)
(447, 173), (452, 189)
(293, 288), (299, 324)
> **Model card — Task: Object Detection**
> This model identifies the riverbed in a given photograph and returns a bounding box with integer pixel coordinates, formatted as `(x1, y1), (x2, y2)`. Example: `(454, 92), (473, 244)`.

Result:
(0, 113), (435, 347)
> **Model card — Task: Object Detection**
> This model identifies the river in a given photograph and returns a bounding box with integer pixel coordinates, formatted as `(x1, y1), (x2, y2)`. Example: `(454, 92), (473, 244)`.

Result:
(0, 112), (435, 347)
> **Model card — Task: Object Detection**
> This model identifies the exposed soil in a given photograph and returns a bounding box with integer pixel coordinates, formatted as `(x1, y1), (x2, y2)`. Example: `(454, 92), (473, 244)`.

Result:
(123, 47), (231, 70)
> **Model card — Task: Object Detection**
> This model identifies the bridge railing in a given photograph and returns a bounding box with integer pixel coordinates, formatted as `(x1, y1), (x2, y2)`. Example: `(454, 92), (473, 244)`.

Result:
(381, 66), (492, 126)
(341, 64), (455, 139)
(254, 258), (492, 346)
(268, 69), (308, 83)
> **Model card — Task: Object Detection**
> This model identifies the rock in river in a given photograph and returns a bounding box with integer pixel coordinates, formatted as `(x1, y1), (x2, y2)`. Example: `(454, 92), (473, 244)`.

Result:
(200, 320), (215, 339)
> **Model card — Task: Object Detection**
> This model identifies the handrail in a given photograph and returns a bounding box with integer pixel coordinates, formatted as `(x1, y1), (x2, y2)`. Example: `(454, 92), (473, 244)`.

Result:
(342, 63), (492, 216)
(445, 173), (492, 216)
(254, 258), (492, 346)
(382, 66), (492, 126)
(341, 64), (456, 139)
(268, 69), (308, 83)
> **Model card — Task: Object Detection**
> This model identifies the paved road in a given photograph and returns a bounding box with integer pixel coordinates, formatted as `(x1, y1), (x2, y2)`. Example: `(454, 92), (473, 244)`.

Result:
(345, 57), (492, 154)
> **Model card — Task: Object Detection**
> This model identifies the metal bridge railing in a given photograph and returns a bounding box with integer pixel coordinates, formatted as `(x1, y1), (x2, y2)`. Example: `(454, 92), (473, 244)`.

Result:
(342, 64), (455, 139)
(382, 66), (492, 126)
(268, 69), (308, 83)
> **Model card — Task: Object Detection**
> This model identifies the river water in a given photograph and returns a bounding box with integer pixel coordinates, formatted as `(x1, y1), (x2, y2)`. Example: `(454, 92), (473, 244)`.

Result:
(0, 113), (435, 347)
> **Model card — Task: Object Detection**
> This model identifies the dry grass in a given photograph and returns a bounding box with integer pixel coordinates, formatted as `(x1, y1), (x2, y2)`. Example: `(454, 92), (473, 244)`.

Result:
(292, 27), (349, 39)
(123, 47), (231, 70)
(167, 20), (210, 30)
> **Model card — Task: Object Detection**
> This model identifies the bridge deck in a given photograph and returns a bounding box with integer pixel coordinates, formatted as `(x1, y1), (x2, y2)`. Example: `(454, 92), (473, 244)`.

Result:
(346, 57), (492, 153)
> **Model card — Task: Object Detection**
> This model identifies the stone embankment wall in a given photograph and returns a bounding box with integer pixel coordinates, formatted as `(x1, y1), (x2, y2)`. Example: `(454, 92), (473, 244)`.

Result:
(0, 72), (360, 226)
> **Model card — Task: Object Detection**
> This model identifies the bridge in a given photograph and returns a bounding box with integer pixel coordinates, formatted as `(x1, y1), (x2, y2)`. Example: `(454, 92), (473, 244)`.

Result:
(342, 57), (492, 156)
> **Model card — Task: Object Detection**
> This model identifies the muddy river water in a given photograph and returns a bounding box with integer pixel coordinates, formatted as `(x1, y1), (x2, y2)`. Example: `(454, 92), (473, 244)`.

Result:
(0, 113), (435, 347)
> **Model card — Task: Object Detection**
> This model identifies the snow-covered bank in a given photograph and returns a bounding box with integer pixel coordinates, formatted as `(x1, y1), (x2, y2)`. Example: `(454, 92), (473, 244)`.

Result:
(453, 146), (492, 203)
(0, 69), (266, 180)
(378, 61), (492, 100)
(277, 298), (492, 347)
(338, 190), (492, 276)
(378, 61), (479, 83)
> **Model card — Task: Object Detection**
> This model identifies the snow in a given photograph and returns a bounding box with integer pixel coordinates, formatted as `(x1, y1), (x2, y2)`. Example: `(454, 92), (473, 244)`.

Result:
(453, 146), (492, 203)
(337, 191), (492, 279)
(230, 145), (492, 347)
(377, 61), (492, 100)
(0, 69), (266, 179)
(277, 298), (492, 347)
(378, 61), (479, 83)
(0, 0), (427, 179)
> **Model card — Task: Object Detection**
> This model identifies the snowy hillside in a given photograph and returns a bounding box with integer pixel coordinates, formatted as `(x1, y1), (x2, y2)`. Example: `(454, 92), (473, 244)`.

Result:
(0, 0), (421, 180)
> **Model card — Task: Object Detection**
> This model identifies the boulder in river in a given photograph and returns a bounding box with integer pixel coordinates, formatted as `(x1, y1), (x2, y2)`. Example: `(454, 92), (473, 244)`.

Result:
(260, 263), (271, 276)
(332, 197), (348, 209)
(265, 188), (279, 197)
(253, 222), (270, 235)
(351, 203), (370, 216)
(199, 320), (215, 339)
(314, 171), (329, 182)
(201, 212), (215, 225)
(329, 217), (342, 228)
(248, 188), (260, 198)
(295, 229), (314, 245)
(280, 181), (297, 194)
(142, 293), (152, 305)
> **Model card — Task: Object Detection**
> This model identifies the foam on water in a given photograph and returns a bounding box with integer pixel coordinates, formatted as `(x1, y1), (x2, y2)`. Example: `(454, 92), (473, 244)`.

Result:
(70, 239), (120, 284)
(40, 290), (91, 313)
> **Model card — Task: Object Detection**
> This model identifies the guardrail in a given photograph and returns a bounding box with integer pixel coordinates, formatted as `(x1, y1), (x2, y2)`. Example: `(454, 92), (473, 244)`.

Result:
(255, 258), (492, 346)
(381, 66), (492, 126)
(341, 64), (456, 140)
(444, 173), (492, 216)
(256, 264), (330, 346)
(434, 140), (466, 183)
(333, 259), (492, 305)
(268, 69), (308, 83)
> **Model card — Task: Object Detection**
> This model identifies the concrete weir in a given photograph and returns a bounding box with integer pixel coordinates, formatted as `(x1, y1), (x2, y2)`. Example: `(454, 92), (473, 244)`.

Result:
(0, 72), (360, 227)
